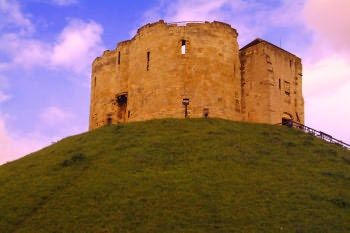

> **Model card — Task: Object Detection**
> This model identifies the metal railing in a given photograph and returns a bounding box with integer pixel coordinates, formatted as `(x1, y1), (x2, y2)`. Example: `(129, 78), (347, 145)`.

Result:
(167, 21), (206, 26)
(278, 120), (350, 150)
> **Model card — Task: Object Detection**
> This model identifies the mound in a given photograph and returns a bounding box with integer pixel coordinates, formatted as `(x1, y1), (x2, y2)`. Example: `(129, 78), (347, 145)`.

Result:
(0, 119), (349, 232)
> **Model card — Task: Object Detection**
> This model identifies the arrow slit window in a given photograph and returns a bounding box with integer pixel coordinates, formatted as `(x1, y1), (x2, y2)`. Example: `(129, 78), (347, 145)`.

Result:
(147, 51), (150, 71)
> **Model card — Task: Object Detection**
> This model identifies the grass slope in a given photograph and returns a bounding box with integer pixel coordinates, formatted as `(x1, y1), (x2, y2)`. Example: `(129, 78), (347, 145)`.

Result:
(1, 119), (350, 233)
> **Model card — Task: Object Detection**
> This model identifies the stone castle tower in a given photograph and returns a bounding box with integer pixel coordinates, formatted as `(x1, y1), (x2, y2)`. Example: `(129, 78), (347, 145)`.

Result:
(89, 20), (304, 130)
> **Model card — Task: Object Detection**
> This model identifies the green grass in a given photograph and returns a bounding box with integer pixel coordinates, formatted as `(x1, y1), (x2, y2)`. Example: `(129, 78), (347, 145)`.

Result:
(1, 118), (350, 233)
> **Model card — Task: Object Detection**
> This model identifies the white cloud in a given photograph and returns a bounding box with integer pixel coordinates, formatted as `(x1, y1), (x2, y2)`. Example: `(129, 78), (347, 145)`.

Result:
(0, 19), (105, 74)
(0, 0), (104, 75)
(0, 33), (50, 69)
(39, 106), (74, 125)
(51, 19), (104, 73)
(0, 0), (34, 34)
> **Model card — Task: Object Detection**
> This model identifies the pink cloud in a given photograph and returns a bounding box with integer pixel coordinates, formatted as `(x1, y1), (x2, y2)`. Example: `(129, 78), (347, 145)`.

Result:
(305, 82), (350, 143)
(0, 114), (51, 165)
(302, 0), (350, 142)
(304, 0), (350, 55)
(39, 106), (74, 125)
(0, 91), (10, 102)
(303, 56), (350, 98)
(0, 107), (85, 165)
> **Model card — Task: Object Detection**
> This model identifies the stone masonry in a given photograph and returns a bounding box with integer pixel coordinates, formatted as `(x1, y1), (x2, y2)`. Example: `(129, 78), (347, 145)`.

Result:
(89, 20), (304, 130)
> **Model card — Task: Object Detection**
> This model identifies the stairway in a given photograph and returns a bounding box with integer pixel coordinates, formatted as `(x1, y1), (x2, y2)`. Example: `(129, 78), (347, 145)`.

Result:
(279, 120), (350, 150)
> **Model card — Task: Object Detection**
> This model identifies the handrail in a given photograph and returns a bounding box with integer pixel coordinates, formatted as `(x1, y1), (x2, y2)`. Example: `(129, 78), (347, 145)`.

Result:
(278, 120), (350, 150)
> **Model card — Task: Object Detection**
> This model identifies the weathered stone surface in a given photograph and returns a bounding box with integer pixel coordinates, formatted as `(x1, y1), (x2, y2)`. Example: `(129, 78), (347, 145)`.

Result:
(89, 21), (304, 130)
(240, 38), (304, 124)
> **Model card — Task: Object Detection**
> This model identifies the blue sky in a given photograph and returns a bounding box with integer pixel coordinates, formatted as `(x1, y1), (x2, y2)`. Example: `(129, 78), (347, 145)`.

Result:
(1, 0), (350, 164)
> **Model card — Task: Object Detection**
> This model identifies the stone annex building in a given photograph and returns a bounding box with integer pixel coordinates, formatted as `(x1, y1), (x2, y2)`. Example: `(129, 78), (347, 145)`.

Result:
(89, 20), (304, 130)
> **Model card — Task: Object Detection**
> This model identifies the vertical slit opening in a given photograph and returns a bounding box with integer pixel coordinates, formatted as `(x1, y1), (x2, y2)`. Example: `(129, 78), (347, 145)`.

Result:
(279, 79), (281, 89)
(147, 51), (150, 71)
(118, 51), (121, 65)
(181, 40), (186, 54)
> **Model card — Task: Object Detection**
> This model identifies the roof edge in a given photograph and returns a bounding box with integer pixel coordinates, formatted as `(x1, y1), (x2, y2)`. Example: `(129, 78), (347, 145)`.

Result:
(240, 38), (300, 59)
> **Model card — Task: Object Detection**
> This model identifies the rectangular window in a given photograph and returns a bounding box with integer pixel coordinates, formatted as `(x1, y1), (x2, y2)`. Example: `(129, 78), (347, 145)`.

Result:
(278, 79), (281, 89)
(181, 40), (186, 54)
(118, 51), (121, 65)
(284, 81), (290, 95)
(147, 51), (150, 71)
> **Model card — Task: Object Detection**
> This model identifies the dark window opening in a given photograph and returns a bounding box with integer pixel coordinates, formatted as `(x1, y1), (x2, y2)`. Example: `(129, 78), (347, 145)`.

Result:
(94, 77), (96, 87)
(147, 51), (150, 71)
(118, 51), (121, 65)
(116, 94), (128, 106)
(181, 40), (186, 54)
(107, 115), (112, 125)
(203, 108), (209, 118)
(116, 93), (128, 123)
(289, 60), (292, 68)
(278, 79), (281, 89)
(128, 110), (131, 118)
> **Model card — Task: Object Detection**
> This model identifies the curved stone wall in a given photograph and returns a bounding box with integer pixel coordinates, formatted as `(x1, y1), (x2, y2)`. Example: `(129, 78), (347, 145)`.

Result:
(90, 20), (242, 129)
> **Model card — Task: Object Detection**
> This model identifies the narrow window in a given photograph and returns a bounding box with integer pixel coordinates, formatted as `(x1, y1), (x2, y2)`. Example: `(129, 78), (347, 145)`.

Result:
(147, 51), (150, 71)
(284, 81), (291, 96)
(94, 77), (97, 87)
(118, 51), (121, 65)
(181, 40), (186, 54)
(128, 110), (131, 118)
(278, 79), (281, 89)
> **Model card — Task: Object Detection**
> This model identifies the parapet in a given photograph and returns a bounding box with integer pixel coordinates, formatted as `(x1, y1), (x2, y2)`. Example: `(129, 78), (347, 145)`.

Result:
(114, 20), (238, 50)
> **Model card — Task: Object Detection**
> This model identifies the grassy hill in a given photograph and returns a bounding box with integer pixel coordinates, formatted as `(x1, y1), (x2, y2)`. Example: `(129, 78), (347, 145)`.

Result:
(1, 119), (350, 233)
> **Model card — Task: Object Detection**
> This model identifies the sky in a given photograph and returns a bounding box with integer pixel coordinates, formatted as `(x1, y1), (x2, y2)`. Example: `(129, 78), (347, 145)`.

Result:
(0, 0), (349, 164)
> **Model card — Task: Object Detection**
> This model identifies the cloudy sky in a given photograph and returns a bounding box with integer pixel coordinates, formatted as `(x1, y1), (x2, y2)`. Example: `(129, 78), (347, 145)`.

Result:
(0, 0), (349, 164)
